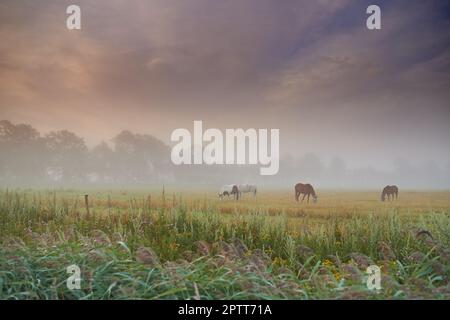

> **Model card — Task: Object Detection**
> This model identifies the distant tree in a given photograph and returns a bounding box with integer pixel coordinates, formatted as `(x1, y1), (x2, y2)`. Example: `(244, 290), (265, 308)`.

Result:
(296, 153), (325, 181)
(0, 120), (46, 184)
(112, 130), (170, 183)
(274, 154), (297, 184)
(44, 130), (88, 183)
(327, 157), (347, 187)
(89, 141), (115, 183)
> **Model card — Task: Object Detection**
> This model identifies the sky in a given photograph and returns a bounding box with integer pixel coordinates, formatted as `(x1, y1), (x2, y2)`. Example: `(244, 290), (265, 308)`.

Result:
(1, 0), (450, 170)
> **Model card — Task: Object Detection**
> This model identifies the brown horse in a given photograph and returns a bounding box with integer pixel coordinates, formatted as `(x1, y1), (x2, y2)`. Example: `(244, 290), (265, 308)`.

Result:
(295, 183), (317, 203)
(381, 185), (398, 201)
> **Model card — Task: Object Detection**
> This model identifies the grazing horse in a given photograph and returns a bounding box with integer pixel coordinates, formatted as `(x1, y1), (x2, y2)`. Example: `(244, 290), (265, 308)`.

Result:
(381, 185), (398, 201)
(295, 183), (318, 203)
(238, 184), (257, 198)
(218, 184), (240, 200)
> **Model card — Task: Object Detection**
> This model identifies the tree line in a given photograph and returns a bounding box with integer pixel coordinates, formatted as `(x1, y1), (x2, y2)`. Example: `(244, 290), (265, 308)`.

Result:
(0, 120), (172, 186)
(1, 119), (449, 189)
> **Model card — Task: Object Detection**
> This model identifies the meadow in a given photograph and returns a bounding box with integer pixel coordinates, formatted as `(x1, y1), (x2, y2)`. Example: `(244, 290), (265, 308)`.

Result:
(0, 188), (449, 300)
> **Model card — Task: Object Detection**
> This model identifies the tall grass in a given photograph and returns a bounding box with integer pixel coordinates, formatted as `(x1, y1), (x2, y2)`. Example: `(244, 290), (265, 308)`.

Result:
(0, 189), (449, 299)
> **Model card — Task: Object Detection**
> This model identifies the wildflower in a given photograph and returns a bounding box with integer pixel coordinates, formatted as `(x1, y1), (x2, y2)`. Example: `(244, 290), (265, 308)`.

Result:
(326, 255), (342, 266)
(247, 252), (268, 272)
(378, 241), (396, 261)
(135, 246), (160, 266)
(92, 229), (111, 246)
(273, 257), (287, 267)
(195, 241), (210, 256)
(431, 261), (446, 276)
(182, 250), (194, 261)
(232, 237), (248, 258)
(322, 259), (334, 267)
(297, 245), (314, 260)
(348, 253), (372, 269)
(408, 251), (425, 263)
(333, 270), (342, 281)
(170, 242), (180, 250)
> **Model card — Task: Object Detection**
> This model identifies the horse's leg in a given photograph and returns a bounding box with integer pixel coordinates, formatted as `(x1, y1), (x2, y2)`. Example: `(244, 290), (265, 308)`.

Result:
(307, 194), (310, 203)
(301, 193), (307, 202)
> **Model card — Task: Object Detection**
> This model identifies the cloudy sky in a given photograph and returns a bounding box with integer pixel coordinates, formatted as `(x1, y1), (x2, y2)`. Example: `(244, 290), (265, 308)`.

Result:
(1, 0), (449, 170)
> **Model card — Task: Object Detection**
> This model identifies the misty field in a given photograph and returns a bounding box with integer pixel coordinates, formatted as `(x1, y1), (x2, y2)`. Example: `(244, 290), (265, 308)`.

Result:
(0, 188), (449, 300)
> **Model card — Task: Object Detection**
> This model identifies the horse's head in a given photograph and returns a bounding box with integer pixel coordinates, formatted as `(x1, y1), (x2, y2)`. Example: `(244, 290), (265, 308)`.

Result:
(313, 195), (318, 203)
(381, 193), (385, 201)
(218, 192), (223, 199)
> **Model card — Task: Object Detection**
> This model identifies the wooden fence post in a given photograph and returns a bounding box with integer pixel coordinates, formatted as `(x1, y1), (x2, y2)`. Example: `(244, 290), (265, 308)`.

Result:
(84, 194), (90, 216)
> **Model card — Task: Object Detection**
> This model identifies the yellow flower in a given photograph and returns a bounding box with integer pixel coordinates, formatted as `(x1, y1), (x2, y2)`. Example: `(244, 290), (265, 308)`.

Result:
(333, 270), (342, 281)
(322, 259), (334, 267)
(169, 242), (180, 250)
(273, 257), (287, 267)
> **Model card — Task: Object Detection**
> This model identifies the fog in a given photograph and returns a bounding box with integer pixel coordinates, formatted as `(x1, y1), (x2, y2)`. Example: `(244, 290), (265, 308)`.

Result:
(1, 1), (450, 186)
(2, 1), (450, 171)
(1, 120), (449, 190)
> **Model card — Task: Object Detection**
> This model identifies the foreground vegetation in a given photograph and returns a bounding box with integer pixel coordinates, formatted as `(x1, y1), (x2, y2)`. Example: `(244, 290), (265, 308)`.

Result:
(0, 189), (449, 299)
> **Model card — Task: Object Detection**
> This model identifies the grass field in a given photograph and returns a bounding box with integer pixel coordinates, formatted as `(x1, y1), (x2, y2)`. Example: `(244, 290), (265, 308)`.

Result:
(0, 188), (449, 299)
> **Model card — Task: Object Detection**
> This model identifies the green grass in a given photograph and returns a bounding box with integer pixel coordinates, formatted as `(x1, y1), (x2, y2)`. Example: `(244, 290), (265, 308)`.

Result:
(0, 189), (449, 299)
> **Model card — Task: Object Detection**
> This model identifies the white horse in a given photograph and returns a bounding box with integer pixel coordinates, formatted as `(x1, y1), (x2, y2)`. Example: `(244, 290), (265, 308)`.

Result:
(218, 184), (240, 200)
(238, 184), (257, 198)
